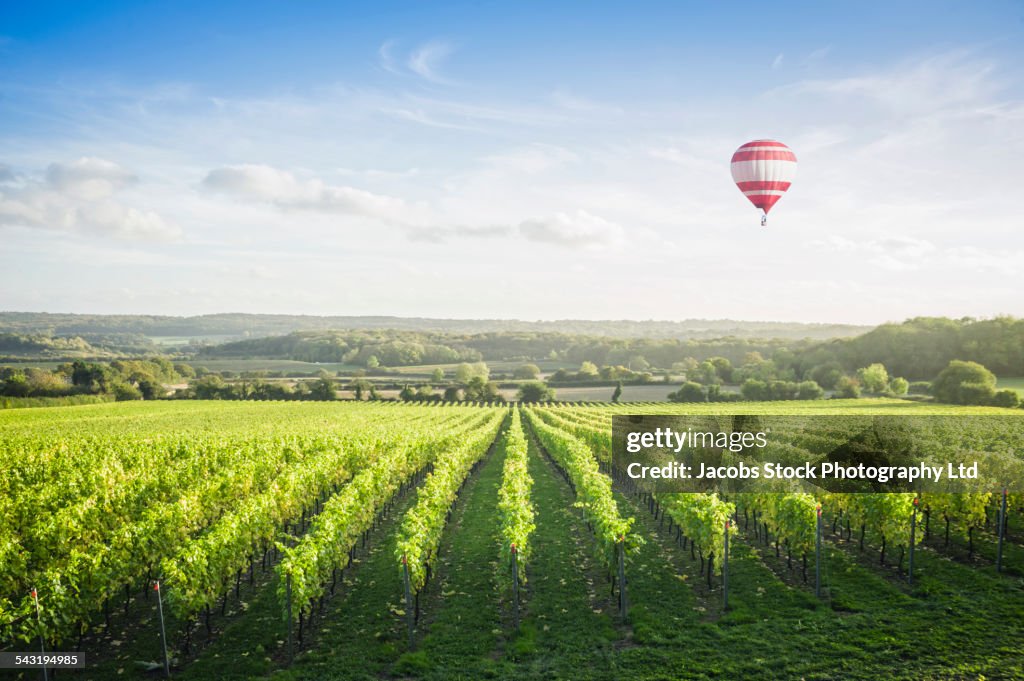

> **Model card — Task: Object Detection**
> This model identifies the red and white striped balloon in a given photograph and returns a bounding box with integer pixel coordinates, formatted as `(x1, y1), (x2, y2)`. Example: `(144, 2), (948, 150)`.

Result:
(730, 139), (797, 224)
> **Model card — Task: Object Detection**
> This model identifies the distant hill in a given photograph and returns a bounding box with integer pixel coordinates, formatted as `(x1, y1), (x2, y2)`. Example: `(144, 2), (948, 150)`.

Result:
(0, 312), (870, 341)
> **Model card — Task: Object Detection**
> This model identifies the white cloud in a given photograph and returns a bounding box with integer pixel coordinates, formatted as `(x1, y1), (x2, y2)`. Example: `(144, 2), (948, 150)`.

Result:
(201, 164), (412, 221)
(45, 157), (137, 200)
(518, 210), (624, 247)
(407, 41), (455, 84)
(0, 158), (179, 240)
(772, 53), (784, 70)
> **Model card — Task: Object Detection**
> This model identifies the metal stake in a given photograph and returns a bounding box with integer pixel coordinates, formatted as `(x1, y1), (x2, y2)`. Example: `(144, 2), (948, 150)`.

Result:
(997, 488), (1007, 573)
(723, 522), (730, 610)
(32, 588), (47, 681)
(155, 581), (171, 677)
(815, 505), (822, 598)
(511, 544), (520, 629)
(909, 498), (918, 586)
(617, 536), (628, 620)
(402, 556), (415, 649)
(286, 573), (294, 662)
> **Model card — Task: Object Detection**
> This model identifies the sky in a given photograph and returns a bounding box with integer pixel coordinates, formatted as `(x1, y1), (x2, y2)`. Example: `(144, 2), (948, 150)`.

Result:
(2, 1), (1024, 324)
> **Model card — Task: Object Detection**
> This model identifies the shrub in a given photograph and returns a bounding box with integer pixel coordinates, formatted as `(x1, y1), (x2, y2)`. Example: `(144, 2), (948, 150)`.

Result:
(991, 389), (1021, 409)
(932, 361), (996, 405)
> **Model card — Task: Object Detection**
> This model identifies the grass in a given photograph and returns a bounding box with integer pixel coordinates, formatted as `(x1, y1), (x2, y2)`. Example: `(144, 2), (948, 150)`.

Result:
(998, 376), (1024, 396)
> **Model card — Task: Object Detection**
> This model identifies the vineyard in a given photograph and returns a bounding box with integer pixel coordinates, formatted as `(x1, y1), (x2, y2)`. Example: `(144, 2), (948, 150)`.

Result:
(1, 399), (1023, 680)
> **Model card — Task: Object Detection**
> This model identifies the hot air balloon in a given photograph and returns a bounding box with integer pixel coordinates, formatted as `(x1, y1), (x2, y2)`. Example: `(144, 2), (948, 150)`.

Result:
(730, 139), (796, 226)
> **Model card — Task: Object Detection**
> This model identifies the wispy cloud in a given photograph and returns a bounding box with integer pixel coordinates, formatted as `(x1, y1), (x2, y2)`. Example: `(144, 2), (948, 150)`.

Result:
(776, 50), (998, 114)
(772, 53), (784, 70)
(518, 210), (624, 248)
(201, 164), (414, 221)
(378, 40), (401, 75)
(803, 46), (831, 65)
(407, 41), (456, 84)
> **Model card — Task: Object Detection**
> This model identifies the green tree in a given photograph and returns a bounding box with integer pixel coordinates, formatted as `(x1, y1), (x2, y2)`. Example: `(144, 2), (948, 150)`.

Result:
(672, 358), (699, 375)
(809, 362), (844, 390)
(443, 386), (462, 401)
(992, 389), (1021, 409)
(137, 379), (164, 400)
(513, 363), (541, 380)
(111, 381), (143, 401)
(692, 360), (720, 386)
(856, 363), (890, 393)
(888, 377), (910, 395)
(431, 368), (445, 382)
(628, 355), (650, 371)
(464, 376), (502, 401)
(668, 381), (706, 402)
(709, 357), (734, 383)
(611, 380), (623, 403)
(310, 377), (336, 400)
(350, 378), (372, 401)
(516, 381), (556, 403)
(456, 362), (489, 383)
(796, 380), (825, 400)
(191, 375), (227, 400)
(740, 379), (768, 401)
(578, 361), (599, 378)
(173, 363), (196, 379)
(931, 360), (997, 405)
(835, 376), (861, 399)
(1, 371), (30, 397)
(366, 355), (380, 368)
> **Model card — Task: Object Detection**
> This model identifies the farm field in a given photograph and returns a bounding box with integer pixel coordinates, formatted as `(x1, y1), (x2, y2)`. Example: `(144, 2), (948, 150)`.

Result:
(998, 376), (1024, 396)
(1, 399), (1022, 680)
(550, 383), (733, 402)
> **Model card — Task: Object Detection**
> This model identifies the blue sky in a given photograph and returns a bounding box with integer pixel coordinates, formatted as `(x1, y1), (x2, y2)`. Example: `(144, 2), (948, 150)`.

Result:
(2, 1), (1023, 322)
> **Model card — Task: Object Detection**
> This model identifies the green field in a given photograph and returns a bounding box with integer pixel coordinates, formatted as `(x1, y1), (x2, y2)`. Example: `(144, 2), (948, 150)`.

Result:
(1, 399), (1022, 680)
(998, 376), (1024, 396)
(184, 359), (356, 374)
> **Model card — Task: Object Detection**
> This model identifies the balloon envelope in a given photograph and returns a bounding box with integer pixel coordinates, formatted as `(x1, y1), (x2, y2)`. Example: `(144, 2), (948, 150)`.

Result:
(730, 140), (797, 214)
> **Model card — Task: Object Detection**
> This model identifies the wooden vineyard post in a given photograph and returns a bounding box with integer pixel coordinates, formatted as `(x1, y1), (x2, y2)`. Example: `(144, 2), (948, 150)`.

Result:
(402, 555), (415, 649)
(32, 588), (48, 681)
(997, 488), (1007, 573)
(815, 505), (822, 598)
(722, 521), (730, 610)
(511, 544), (521, 627)
(154, 581), (171, 678)
(286, 573), (294, 663)
(617, 535), (628, 621)
(511, 544), (520, 629)
(908, 498), (918, 586)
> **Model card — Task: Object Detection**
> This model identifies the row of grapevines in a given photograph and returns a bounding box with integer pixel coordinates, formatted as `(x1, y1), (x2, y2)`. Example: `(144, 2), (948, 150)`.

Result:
(658, 493), (736, 575)
(395, 410), (507, 593)
(0, 404), (438, 644)
(522, 409), (639, 569)
(278, 409), (499, 619)
(161, 409), (458, 619)
(498, 409), (535, 583)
